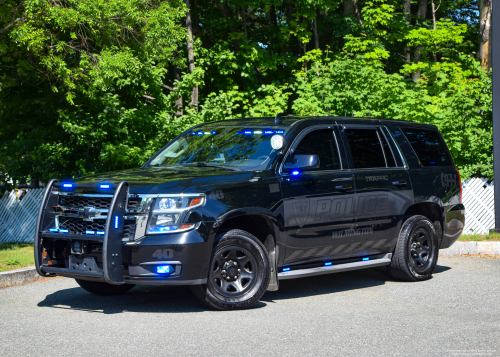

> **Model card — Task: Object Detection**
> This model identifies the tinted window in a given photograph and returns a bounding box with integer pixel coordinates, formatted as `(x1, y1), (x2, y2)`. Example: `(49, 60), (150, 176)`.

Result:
(344, 128), (386, 168)
(289, 129), (341, 171)
(379, 129), (397, 167)
(402, 128), (452, 166)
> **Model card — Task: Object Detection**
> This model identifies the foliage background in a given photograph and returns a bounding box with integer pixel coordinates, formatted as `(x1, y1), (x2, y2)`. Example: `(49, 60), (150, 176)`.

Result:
(0, 0), (493, 185)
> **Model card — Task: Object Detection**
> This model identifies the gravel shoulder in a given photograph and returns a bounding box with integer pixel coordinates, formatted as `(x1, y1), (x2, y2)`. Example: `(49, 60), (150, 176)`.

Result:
(0, 256), (498, 357)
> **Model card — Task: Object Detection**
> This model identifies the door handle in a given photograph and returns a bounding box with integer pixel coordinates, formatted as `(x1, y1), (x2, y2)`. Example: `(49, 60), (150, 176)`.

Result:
(335, 185), (352, 191)
(392, 180), (407, 187)
(332, 177), (354, 182)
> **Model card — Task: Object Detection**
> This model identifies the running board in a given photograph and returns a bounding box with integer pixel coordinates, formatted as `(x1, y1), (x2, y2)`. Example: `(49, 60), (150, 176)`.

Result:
(278, 254), (392, 280)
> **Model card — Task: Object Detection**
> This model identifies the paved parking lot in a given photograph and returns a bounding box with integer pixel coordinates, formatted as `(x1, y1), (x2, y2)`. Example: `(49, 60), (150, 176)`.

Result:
(0, 256), (498, 356)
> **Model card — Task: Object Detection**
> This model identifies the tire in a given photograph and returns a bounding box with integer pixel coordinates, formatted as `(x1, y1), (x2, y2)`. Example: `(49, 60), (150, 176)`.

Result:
(191, 229), (271, 310)
(387, 215), (439, 282)
(75, 279), (135, 296)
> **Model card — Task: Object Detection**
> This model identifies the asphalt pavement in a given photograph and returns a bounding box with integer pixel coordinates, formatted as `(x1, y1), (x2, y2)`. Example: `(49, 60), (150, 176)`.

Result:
(0, 256), (498, 356)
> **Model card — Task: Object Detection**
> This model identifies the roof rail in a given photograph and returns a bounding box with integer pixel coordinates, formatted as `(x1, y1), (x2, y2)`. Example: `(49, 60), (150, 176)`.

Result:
(274, 113), (286, 123)
(274, 113), (296, 123)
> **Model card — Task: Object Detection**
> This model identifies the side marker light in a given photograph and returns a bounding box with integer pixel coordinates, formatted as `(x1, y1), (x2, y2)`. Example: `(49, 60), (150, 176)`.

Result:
(325, 262), (332, 266)
(283, 267), (291, 272)
(114, 216), (119, 229)
(362, 257), (369, 261)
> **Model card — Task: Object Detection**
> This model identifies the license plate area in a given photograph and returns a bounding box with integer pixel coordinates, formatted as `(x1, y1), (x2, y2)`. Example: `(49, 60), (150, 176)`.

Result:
(69, 255), (100, 273)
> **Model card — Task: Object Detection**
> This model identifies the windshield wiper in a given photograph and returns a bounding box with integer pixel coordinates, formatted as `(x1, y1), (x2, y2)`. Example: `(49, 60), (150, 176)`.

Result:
(181, 162), (240, 171)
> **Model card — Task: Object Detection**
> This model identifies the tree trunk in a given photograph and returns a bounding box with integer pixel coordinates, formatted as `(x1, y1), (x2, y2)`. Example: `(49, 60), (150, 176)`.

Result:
(478, 0), (492, 71)
(313, 12), (319, 50)
(343, 0), (362, 23)
(242, 7), (247, 41)
(185, 0), (198, 110)
(412, 0), (428, 82)
(404, 0), (411, 75)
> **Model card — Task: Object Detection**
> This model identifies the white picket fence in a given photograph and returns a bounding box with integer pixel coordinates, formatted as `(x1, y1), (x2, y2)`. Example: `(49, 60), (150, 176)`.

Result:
(0, 189), (44, 244)
(462, 177), (495, 235)
(0, 179), (494, 243)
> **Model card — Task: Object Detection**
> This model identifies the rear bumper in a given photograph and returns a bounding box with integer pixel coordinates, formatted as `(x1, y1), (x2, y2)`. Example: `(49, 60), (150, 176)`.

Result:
(440, 203), (465, 249)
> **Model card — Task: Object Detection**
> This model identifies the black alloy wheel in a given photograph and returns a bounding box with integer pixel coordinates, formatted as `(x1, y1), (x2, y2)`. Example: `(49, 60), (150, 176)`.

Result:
(387, 215), (439, 282)
(408, 228), (432, 273)
(210, 245), (257, 296)
(191, 229), (271, 310)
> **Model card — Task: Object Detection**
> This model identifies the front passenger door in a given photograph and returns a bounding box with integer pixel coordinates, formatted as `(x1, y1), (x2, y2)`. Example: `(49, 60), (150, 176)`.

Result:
(281, 127), (356, 266)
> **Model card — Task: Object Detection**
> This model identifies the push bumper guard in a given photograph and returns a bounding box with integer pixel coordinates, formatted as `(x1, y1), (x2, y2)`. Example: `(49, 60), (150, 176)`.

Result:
(35, 180), (130, 285)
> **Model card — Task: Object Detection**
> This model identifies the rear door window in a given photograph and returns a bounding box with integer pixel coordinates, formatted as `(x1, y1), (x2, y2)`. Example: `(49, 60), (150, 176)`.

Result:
(401, 128), (452, 167)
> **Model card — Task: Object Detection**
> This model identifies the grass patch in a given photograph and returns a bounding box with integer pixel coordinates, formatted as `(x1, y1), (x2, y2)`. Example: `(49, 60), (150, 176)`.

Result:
(458, 232), (500, 242)
(0, 243), (34, 272)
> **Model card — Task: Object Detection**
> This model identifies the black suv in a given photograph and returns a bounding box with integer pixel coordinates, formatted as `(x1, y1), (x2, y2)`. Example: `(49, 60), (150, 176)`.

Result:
(35, 116), (465, 310)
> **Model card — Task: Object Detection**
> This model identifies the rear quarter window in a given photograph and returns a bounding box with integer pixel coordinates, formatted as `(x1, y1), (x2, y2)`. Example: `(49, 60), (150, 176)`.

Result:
(401, 127), (452, 167)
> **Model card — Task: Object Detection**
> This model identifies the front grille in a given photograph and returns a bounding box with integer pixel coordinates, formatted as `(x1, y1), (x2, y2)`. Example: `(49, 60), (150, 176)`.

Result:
(59, 195), (142, 210)
(59, 216), (136, 240)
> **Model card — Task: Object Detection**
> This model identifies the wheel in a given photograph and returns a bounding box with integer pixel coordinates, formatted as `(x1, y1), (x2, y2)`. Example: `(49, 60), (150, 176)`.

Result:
(191, 229), (271, 310)
(387, 215), (439, 282)
(75, 279), (135, 296)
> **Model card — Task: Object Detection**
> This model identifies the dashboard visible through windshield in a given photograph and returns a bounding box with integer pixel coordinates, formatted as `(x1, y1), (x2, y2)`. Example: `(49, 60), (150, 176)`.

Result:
(149, 126), (287, 171)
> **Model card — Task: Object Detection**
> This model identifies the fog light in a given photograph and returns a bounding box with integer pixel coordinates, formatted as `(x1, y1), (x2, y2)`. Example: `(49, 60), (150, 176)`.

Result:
(157, 265), (174, 274)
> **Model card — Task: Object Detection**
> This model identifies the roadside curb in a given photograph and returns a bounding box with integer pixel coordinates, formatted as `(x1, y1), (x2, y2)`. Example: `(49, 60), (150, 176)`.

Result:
(0, 266), (50, 288)
(440, 241), (500, 256)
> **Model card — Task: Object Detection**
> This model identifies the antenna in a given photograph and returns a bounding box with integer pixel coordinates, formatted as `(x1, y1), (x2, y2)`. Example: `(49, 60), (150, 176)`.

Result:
(368, 110), (371, 117)
(344, 99), (347, 117)
(351, 98), (353, 117)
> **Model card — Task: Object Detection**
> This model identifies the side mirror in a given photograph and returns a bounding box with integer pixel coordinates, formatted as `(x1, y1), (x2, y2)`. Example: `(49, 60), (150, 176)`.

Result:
(284, 154), (320, 171)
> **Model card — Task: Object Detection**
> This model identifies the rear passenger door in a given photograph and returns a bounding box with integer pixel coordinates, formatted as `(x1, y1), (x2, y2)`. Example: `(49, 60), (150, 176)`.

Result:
(340, 124), (414, 255)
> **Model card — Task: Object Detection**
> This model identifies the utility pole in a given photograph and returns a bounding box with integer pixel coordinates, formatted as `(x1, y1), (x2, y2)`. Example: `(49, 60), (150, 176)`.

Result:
(493, 1), (500, 232)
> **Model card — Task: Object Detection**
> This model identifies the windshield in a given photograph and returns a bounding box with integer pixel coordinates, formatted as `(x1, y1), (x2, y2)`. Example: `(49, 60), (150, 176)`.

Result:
(149, 126), (287, 171)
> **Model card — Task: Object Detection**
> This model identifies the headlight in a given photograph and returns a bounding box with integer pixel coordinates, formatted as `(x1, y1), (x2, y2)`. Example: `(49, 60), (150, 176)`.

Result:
(147, 195), (205, 234)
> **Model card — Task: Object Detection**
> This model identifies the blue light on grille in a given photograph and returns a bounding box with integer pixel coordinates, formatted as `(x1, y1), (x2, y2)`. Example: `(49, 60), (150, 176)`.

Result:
(49, 228), (58, 232)
(86, 230), (95, 235)
(97, 231), (105, 236)
(99, 184), (110, 189)
(114, 216), (119, 229)
(291, 170), (300, 176)
(362, 257), (369, 261)
(62, 183), (73, 188)
(59, 229), (69, 233)
(156, 265), (174, 274)
(325, 262), (332, 266)
(283, 267), (290, 272)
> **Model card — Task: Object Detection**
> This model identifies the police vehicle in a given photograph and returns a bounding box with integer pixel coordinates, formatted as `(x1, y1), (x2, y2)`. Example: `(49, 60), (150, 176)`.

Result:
(34, 115), (465, 310)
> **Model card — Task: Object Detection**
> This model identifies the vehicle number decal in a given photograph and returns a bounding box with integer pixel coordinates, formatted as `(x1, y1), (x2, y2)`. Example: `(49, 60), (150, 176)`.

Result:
(152, 249), (173, 259)
(209, 190), (224, 200)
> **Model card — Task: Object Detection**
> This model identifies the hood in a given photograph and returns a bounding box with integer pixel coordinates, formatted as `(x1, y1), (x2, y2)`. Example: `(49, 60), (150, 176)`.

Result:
(76, 166), (257, 194)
